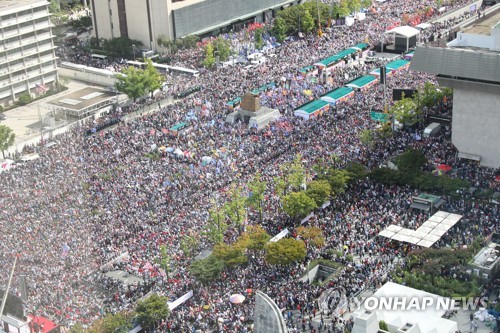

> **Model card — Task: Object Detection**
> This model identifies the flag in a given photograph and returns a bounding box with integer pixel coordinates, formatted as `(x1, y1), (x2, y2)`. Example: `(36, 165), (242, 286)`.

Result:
(35, 83), (48, 94)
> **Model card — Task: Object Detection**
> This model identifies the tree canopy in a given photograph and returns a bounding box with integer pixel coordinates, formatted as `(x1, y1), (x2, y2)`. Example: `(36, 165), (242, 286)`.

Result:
(283, 191), (317, 221)
(265, 238), (307, 265)
(189, 255), (224, 285)
(0, 125), (15, 159)
(115, 59), (163, 102)
(136, 294), (170, 331)
(305, 180), (332, 207)
(296, 226), (326, 249)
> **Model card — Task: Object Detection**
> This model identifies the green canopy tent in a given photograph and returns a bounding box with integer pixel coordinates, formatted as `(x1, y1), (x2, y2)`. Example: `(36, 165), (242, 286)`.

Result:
(320, 86), (354, 105)
(346, 75), (378, 90)
(294, 99), (330, 120)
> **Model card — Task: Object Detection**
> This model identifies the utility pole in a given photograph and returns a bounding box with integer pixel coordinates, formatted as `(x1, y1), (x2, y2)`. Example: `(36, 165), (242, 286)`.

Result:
(0, 256), (18, 320)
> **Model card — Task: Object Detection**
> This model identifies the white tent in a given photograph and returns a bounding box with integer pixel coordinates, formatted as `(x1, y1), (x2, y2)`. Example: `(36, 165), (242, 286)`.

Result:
(385, 26), (420, 38)
(415, 22), (432, 30)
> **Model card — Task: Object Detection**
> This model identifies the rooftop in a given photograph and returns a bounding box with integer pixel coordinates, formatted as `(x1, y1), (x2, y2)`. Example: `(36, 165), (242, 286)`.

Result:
(462, 9), (500, 35)
(0, 0), (46, 10)
(472, 241), (499, 269)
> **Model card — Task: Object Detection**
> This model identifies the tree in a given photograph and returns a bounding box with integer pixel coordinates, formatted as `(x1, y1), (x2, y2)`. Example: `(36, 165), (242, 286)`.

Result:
(305, 180), (331, 207)
(136, 294), (170, 331)
(115, 66), (148, 102)
(157, 34), (170, 52)
(0, 125), (15, 159)
(359, 129), (375, 148)
(143, 59), (163, 97)
(247, 172), (267, 223)
(254, 28), (264, 50)
(348, 0), (362, 13)
(296, 226), (325, 249)
(240, 225), (271, 251)
(88, 312), (134, 333)
(345, 162), (368, 182)
(300, 9), (315, 34)
(212, 37), (232, 62)
(181, 35), (200, 49)
(275, 154), (307, 197)
(203, 198), (228, 244)
(332, 0), (351, 19)
(213, 242), (248, 267)
(395, 149), (427, 175)
(102, 37), (143, 58)
(322, 168), (350, 196)
(379, 320), (389, 331)
(202, 42), (216, 68)
(272, 17), (288, 43)
(223, 185), (247, 230)
(68, 323), (85, 333)
(361, 0), (373, 8)
(17, 93), (32, 106)
(71, 16), (92, 30)
(389, 96), (420, 126)
(156, 245), (172, 281)
(189, 255), (224, 285)
(282, 192), (317, 221)
(180, 234), (199, 257)
(265, 238), (307, 265)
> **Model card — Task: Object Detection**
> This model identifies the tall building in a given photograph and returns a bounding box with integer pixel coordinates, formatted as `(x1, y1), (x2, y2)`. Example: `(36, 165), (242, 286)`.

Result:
(410, 16), (500, 168)
(0, 0), (58, 107)
(90, 0), (299, 51)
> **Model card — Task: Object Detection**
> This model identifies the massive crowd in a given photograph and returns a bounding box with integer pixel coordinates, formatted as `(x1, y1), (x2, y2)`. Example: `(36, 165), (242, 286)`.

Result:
(1, 0), (499, 332)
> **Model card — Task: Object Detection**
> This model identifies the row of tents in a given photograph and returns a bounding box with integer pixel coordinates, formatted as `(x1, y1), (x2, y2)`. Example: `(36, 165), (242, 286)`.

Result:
(294, 58), (411, 120)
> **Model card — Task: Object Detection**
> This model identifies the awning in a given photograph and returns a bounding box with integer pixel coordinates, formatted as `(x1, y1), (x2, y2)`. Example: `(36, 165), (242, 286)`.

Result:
(410, 202), (431, 211)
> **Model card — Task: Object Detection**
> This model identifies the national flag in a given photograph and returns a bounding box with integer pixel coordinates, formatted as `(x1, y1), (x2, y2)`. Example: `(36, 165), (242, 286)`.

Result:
(35, 83), (48, 94)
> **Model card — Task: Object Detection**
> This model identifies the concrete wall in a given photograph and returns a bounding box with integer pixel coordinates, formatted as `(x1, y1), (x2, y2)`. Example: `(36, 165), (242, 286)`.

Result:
(58, 68), (117, 87)
(438, 77), (500, 168)
(91, 0), (119, 40)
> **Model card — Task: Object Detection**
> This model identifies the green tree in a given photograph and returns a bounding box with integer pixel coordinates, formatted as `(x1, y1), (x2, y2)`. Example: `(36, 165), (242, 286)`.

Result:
(212, 37), (232, 62)
(379, 320), (389, 331)
(176, 35), (200, 50)
(156, 245), (172, 281)
(389, 96), (420, 126)
(213, 242), (248, 267)
(332, 0), (351, 19)
(115, 66), (148, 102)
(247, 172), (267, 223)
(68, 323), (85, 333)
(345, 162), (368, 182)
(180, 234), (199, 257)
(272, 17), (288, 43)
(305, 180), (331, 207)
(323, 168), (350, 196)
(361, 0), (373, 8)
(102, 37), (143, 58)
(282, 192), (317, 221)
(0, 125), (15, 159)
(395, 149), (427, 175)
(359, 129), (375, 148)
(348, 0), (362, 13)
(48, 0), (60, 13)
(223, 184), (247, 230)
(240, 225), (271, 251)
(202, 42), (216, 68)
(254, 28), (264, 50)
(296, 226), (326, 249)
(143, 59), (163, 97)
(265, 238), (307, 265)
(71, 16), (92, 29)
(17, 92), (32, 106)
(300, 9), (315, 34)
(88, 312), (134, 333)
(136, 294), (170, 331)
(275, 154), (307, 197)
(157, 34), (170, 52)
(189, 255), (224, 285)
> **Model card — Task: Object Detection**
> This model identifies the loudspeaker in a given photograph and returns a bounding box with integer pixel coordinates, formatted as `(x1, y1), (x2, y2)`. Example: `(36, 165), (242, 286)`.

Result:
(380, 66), (386, 85)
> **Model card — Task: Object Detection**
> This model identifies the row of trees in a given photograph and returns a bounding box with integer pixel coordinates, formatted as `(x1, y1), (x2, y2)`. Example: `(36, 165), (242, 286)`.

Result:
(189, 224), (326, 285)
(389, 82), (453, 126)
(272, 0), (372, 41)
(157, 35), (200, 55)
(70, 294), (170, 333)
(114, 59), (164, 102)
(202, 37), (232, 68)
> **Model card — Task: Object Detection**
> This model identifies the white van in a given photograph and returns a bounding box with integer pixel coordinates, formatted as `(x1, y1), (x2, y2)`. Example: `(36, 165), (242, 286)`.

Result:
(423, 123), (441, 138)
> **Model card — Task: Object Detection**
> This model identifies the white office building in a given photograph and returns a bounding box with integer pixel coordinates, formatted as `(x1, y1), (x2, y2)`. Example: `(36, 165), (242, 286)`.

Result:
(0, 0), (58, 107)
(90, 0), (299, 51)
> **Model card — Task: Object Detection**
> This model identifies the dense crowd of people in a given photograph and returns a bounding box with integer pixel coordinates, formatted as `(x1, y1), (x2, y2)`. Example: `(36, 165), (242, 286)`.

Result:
(1, 0), (499, 332)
